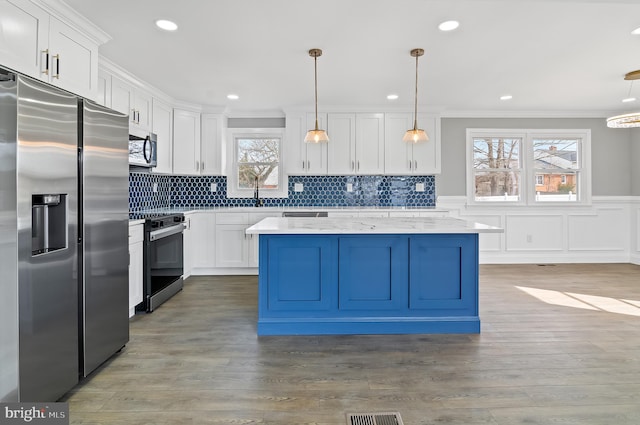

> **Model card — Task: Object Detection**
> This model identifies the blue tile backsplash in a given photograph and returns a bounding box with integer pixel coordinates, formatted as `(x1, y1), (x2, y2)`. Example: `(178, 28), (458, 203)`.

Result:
(129, 173), (436, 214)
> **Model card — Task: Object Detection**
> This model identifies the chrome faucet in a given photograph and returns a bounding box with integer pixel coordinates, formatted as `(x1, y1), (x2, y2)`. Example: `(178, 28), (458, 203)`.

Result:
(254, 176), (263, 207)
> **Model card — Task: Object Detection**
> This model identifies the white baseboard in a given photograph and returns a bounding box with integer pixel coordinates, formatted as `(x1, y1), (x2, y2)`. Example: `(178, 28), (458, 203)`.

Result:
(191, 267), (258, 276)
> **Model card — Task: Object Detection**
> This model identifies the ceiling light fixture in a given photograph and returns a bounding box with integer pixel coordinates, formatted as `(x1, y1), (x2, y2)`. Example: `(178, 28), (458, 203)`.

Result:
(632, 27), (640, 35)
(403, 48), (429, 143)
(387, 94), (399, 100)
(155, 19), (178, 31)
(227, 94), (239, 100)
(304, 48), (329, 143)
(438, 20), (460, 31)
(607, 70), (640, 128)
(500, 95), (513, 100)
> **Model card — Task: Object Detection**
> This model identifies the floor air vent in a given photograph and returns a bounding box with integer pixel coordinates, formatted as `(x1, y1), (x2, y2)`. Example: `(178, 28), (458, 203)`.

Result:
(346, 412), (404, 425)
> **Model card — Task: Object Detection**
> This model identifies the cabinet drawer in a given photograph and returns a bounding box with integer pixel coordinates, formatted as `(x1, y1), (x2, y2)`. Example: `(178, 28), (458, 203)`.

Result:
(216, 212), (249, 225)
(128, 223), (143, 244)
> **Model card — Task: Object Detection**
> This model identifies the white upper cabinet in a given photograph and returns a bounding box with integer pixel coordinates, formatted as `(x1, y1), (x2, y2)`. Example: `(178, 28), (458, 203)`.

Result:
(327, 113), (355, 174)
(47, 18), (97, 99)
(1, 0), (100, 99)
(0, 0), (49, 78)
(327, 113), (384, 175)
(151, 98), (173, 174)
(111, 76), (151, 135)
(384, 113), (441, 175)
(96, 69), (111, 108)
(201, 113), (225, 175)
(172, 108), (201, 175)
(285, 112), (328, 175)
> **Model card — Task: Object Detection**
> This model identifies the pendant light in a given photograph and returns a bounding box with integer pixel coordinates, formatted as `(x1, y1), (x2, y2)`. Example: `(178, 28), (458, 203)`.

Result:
(403, 48), (429, 143)
(607, 70), (640, 128)
(304, 48), (329, 143)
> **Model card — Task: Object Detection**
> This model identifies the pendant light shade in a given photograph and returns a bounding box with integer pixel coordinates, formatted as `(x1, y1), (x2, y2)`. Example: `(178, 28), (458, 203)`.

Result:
(607, 112), (640, 128)
(607, 70), (640, 128)
(403, 48), (429, 143)
(305, 48), (329, 143)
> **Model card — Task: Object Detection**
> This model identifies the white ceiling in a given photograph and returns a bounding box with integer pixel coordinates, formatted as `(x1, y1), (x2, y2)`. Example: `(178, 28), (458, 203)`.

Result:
(64, 0), (640, 117)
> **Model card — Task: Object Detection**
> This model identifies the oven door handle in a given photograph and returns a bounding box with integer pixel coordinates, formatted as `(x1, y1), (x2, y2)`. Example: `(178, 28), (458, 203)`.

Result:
(149, 224), (185, 241)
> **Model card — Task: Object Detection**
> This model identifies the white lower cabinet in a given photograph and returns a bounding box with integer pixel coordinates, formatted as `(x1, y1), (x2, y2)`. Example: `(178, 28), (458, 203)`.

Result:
(182, 213), (195, 279)
(192, 212), (216, 270)
(214, 212), (281, 269)
(128, 223), (143, 317)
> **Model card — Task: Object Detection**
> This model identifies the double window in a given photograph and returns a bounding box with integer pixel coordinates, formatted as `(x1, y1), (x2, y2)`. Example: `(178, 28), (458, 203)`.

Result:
(467, 129), (591, 205)
(227, 129), (287, 198)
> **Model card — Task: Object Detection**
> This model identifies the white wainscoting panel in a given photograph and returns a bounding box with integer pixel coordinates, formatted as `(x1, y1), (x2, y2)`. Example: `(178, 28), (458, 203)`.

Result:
(506, 215), (564, 251)
(568, 208), (627, 251)
(437, 196), (636, 264)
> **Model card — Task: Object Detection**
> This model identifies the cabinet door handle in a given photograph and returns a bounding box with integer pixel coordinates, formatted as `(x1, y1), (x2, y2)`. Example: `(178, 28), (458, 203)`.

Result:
(351, 160), (354, 171)
(357, 161), (360, 171)
(52, 54), (60, 79)
(409, 160), (412, 170)
(307, 160), (310, 169)
(195, 161), (200, 171)
(42, 49), (49, 75)
(414, 160), (418, 170)
(302, 160), (305, 169)
(131, 109), (136, 123)
(202, 162), (205, 171)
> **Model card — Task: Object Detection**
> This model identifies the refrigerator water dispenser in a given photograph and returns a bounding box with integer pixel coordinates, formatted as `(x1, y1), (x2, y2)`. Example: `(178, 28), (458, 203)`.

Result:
(31, 194), (67, 255)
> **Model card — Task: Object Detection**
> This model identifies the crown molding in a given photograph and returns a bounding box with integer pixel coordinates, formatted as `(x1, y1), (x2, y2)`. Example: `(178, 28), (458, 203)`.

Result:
(34, 0), (111, 45)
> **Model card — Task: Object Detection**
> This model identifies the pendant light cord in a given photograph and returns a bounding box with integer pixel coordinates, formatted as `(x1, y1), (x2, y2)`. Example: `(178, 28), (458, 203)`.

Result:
(314, 54), (319, 131)
(413, 53), (419, 131)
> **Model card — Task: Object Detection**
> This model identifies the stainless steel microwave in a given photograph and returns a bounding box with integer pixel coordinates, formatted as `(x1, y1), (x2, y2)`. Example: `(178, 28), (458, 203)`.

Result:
(129, 133), (157, 168)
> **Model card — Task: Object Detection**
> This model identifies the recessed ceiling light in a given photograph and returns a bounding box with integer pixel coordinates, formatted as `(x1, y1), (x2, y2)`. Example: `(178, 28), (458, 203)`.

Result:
(227, 94), (239, 100)
(632, 27), (640, 35)
(155, 19), (178, 31)
(623, 97), (636, 103)
(387, 94), (399, 100)
(500, 95), (513, 100)
(438, 20), (460, 31)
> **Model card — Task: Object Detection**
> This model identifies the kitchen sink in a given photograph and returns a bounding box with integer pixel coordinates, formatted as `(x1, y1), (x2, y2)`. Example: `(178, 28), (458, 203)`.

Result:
(282, 211), (328, 217)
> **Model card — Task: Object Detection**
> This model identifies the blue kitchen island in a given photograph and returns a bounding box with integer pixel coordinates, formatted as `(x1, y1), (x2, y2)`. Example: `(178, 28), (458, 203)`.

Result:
(245, 217), (503, 336)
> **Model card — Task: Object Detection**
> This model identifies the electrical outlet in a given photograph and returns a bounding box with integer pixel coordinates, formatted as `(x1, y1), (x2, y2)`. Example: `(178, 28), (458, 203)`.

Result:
(346, 183), (353, 192)
(294, 183), (304, 192)
(415, 182), (425, 192)
(210, 183), (217, 193)
(526, 234), (533, 243)
(153, 182), (158, 193)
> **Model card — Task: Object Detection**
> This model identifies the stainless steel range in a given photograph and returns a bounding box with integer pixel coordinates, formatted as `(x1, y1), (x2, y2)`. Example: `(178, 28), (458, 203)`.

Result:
(137, 213), (186, 312)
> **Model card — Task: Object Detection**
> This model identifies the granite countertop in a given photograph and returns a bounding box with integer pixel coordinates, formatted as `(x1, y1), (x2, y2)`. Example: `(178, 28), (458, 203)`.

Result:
(245, 217), (504, 235)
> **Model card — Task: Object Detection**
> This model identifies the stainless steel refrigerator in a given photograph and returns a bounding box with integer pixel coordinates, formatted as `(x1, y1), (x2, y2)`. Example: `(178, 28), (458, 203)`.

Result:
(0, 67), (129, 402)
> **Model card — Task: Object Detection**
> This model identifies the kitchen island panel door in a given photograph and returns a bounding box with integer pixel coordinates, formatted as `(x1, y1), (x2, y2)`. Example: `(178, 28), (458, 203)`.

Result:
(409, 234), (478, 315)
(338, 236), (408, 311)
(265, 236), (334, 311)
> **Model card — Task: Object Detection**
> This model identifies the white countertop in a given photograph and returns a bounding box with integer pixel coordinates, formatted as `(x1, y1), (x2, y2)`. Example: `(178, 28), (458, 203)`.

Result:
(245, 217), (503, 235)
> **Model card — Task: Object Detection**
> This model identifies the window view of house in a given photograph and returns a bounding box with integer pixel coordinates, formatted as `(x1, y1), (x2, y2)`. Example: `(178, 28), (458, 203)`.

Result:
(469, 130), (588, 204)
(532, 138), (579, 201)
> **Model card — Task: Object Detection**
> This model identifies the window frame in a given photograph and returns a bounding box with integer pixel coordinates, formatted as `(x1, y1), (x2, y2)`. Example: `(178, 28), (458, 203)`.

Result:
(466, 128), (591, 206)
(226, 128), (288, 199)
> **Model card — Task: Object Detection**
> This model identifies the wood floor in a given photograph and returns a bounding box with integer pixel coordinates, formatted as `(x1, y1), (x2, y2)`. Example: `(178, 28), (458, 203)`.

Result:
(63, 264), (640, 424)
